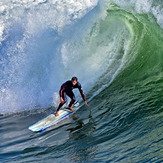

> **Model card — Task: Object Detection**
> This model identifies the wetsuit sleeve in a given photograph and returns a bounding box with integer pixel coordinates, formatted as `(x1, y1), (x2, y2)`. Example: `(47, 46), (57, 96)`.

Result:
(59, 83), (66, 97)
(79, 88), (86, 101)
(76, 82), (86, 101)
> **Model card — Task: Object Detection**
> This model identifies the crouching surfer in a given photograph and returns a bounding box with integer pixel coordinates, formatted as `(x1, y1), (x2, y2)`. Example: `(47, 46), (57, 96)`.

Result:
(56, 76), (89, 116)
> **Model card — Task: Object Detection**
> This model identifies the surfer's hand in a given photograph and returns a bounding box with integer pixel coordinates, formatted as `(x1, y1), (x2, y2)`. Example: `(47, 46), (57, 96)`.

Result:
(60, 97), (64, 103)
(85, 101), (89, 107)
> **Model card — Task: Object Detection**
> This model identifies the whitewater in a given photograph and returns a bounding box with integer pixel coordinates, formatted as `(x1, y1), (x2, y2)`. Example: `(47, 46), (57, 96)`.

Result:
(1, 0), (163, 162)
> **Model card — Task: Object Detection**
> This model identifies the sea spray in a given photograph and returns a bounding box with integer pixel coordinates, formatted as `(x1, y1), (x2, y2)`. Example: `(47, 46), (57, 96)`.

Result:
(0, 0), (130, 114)
(1, 0), (163, 115)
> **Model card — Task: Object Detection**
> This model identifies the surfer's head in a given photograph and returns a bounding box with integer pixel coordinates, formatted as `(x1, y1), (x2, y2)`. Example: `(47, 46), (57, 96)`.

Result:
(72, 76), (78, 86)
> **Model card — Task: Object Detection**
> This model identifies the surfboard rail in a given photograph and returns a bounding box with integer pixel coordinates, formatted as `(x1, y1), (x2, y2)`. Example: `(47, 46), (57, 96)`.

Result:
(28, 103), (79, 132)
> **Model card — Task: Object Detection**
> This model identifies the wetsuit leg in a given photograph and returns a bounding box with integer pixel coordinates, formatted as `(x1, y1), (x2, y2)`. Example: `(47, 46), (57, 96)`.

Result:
(57, 92), (67, 112)
(66, 91), (76, 107)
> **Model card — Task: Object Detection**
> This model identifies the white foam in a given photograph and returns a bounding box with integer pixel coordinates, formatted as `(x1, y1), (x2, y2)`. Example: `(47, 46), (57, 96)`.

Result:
(2, 0), (161, 114)
(0, 0), (99, 113)
(0, 23), (4, 43)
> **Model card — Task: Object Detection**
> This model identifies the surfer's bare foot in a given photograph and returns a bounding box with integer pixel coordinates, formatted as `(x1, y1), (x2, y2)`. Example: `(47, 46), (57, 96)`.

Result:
(68, 107), (74, 112)
(56, 111), (59, 116)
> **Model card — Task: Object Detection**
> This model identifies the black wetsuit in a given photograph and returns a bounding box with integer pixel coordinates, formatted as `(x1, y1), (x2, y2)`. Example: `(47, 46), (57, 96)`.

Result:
(57, 80), (86, 111)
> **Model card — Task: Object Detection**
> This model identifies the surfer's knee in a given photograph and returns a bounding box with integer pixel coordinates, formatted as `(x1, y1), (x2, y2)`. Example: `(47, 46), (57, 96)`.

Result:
(61, 100), (66, 104)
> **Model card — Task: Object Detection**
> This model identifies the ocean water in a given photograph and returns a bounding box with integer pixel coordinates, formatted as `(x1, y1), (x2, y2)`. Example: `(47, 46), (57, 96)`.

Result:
(1, 0), (163, 162)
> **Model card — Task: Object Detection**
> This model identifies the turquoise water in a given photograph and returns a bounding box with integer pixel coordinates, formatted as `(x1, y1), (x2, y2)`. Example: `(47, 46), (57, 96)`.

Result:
(1, 0), (163, 162)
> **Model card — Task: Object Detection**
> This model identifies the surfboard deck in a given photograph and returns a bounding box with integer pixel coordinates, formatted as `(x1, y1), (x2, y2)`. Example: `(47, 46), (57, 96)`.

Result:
(28, 103), (79, 132)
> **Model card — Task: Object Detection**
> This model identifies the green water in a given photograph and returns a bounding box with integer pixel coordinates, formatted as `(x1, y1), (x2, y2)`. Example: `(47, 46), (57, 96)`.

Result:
(1, 0), (163, 162)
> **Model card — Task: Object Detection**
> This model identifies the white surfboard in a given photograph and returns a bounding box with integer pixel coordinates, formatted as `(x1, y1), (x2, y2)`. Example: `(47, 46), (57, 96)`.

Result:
(28, 103), (79, 132)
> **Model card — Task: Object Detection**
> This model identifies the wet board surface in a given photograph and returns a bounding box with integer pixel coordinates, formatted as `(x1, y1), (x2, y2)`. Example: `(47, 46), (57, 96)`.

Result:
(28, 103), (79, 132)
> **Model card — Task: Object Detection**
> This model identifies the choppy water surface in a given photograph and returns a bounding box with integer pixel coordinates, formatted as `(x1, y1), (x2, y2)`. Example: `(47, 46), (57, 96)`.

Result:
(1, 0), (163, 162)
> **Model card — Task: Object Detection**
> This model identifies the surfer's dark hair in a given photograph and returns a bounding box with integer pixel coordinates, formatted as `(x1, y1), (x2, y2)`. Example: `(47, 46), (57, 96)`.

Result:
(72, 76), (78, 81)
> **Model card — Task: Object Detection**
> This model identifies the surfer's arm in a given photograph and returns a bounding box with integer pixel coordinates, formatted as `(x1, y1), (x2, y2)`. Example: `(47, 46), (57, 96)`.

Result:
(59, 86), (64, 97)
(59, 81), (70, 97)
(79, 88), (86, 101)
(79, 88), (89, 106)
(77, 82), (89, 106)
(59, 86), (65, 103)
(59, 83), (66, 102)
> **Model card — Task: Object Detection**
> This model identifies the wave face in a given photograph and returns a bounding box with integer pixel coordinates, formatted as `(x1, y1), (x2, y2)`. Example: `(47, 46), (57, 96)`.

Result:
(1, 0), (163, 162)
(0, 0), (130, 113)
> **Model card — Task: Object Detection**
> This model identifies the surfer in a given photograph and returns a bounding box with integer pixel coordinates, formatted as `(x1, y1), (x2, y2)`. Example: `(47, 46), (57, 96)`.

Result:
(56, 76), (89, 116)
